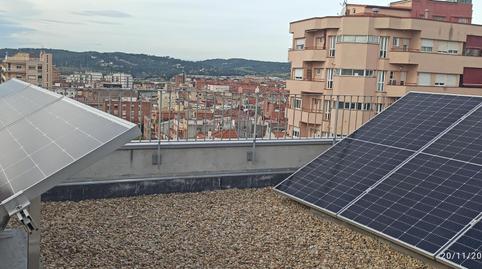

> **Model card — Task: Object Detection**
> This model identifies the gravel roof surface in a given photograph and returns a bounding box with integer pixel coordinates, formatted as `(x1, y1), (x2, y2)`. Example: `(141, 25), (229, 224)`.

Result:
(40, 188), (430, 269)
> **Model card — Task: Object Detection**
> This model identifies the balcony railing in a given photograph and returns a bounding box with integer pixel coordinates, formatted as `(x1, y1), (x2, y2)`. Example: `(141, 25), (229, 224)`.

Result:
(55, 88), (397, 143)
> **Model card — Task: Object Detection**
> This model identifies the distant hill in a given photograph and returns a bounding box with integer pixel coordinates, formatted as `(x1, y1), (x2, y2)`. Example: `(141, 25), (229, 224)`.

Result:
(0, 48), (290, 79)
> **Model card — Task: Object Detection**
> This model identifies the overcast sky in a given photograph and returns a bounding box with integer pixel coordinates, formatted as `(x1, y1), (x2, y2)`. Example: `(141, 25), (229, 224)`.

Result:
(1, 0), (481, 61)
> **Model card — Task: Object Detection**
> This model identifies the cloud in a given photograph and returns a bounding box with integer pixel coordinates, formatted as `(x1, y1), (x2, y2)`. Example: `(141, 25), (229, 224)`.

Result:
(72, 10), (132, 18)
(40, 19), (84, 25)
(0, 18), (35, 47)
(87, 20), (121, 26)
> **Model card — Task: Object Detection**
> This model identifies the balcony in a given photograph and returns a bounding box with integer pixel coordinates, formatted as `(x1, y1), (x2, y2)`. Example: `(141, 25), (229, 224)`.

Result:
(286, 79), (325, 93)
(389, 49), (482, 74)
(385, 84), (482, 97)
(288, 48), (327, 66)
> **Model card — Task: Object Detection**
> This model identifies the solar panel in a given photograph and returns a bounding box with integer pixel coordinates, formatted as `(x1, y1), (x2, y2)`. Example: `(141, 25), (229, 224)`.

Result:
(0, 79), (29, 98)
(339, 154), (482, 256)
(275, 92), (482, 268)
(0, 84), (61, 129)
(349, 93), (480, 151)
(438, 217), (482, 269)
(424, 107), (482, 166)
(0, 79), (141, 231)
(276, 139), (413, 215)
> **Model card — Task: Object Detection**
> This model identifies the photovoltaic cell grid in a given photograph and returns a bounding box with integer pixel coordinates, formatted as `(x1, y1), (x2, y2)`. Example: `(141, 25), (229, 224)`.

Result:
(0, 84), (61, 129)
(439, 220), (482, 269)
(276, 139), (413, 214)
(340, 154), (482, 255)
(349, 93), (481, 151)
(0, 79), (140, 208)
(275, 92), (482, 268)
(424, 107), (482, 166)
(0, 79), (29, 98)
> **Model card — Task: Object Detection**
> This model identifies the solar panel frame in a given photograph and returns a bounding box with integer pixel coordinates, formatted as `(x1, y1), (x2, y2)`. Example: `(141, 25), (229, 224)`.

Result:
(0, 79), (141, 231)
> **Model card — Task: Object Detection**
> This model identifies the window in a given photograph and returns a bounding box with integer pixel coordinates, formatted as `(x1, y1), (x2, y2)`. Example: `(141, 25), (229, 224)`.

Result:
(328, 36), (336, 57)
(393, 37), (410, 51)
(457, 17), (470, 24)
(335, 69), (376, 77)
(433, 16), (446, 21)
(377, 71), (385, 92)
(293, 98), (302, 109)
(421, 39), (433, 52)
(336, 35), (379, 44)
(323, 100), (331, 120)
(376, 104), (384, 113)
(393, 37), (400, 47)
(418, 73), (431, 86)
(293, 127), (300, 138)
(435, 74), (458, 86)
(28, 65), (36, 70)
(295, 38), (305, 50)
(337, 102), (371, 110)
(293, 68), (304, 80)
(438, 41), (460, 54)
(379, 36), (388, 58)
(315, 68), (322, 75)
(316, 37), (325, 48)
(326, 68), (334, 89)
(16, 65), (22, 69)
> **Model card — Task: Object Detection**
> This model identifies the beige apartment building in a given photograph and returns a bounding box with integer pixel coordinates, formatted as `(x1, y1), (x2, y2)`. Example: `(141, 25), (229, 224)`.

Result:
(1, 52), (54, 89)
(286, 0), (482, 138)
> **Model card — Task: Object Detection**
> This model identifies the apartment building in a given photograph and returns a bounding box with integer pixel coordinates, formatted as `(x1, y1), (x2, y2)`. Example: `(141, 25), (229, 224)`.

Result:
(1, 52), (53, 89)
(286, 0), (482, 138)
(104, 73), (133, 89)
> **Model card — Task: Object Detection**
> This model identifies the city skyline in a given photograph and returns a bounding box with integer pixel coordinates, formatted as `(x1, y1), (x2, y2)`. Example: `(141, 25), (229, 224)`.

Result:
(2, 0), (481, 62)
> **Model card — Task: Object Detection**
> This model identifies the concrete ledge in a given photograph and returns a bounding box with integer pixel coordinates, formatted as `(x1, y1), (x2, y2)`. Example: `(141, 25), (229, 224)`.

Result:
(43, 171), (290, 201)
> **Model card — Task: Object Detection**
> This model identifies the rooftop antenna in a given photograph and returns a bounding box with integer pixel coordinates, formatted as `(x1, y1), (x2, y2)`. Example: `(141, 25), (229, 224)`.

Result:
(340, 0), (348, 15)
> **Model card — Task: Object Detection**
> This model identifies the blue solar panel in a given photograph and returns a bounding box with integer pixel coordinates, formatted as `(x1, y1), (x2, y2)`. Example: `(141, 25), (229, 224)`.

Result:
(350, 93), (480, 151)
(340, 154), (482, 256)
(439, 220), (482, 269)
(424, 107), (482, 166)
(275, 139), (413, 214)
(276, 92), (482, 267)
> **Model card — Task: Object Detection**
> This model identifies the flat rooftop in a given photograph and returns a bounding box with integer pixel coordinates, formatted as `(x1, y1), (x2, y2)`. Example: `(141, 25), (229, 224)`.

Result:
(40, 188), (428, 268)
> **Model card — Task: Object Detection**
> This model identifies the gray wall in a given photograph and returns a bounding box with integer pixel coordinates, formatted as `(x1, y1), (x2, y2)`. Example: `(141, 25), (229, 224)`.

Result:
(66, 140), (332, 184)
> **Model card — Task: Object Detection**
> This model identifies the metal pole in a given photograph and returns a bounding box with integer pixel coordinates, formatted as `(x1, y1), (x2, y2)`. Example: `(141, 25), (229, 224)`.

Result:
(252, 87), (260, 161)
(333, 95), (339, 144)
(27, 196), (41, 269)
(157, 90), (162, 167)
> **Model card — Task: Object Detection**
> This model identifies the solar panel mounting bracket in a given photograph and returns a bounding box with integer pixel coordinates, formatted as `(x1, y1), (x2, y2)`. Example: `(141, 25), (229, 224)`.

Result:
(1, 191), (31, 216)
(0, 192), (38, 233)
(16, 208), (38, 233)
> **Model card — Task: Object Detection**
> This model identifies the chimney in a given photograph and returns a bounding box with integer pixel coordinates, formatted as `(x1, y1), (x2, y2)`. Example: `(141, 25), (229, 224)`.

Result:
(424, 9), (429, 19)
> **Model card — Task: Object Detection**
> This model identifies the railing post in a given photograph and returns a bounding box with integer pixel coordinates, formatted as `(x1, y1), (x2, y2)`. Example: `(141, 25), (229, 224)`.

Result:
(252, 87), (260, 162)
(333, 95), (340, 145)
(157, 89), (162, 167)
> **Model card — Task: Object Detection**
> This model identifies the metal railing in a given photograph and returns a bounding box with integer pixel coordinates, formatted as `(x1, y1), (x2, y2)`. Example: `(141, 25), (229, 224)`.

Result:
(55, 88), (397, 144)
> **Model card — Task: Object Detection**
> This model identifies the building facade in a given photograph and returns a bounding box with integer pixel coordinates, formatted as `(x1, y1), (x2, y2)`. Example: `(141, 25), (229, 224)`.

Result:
(1, 52), (53, 89)
(286, 0), (482, 138)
